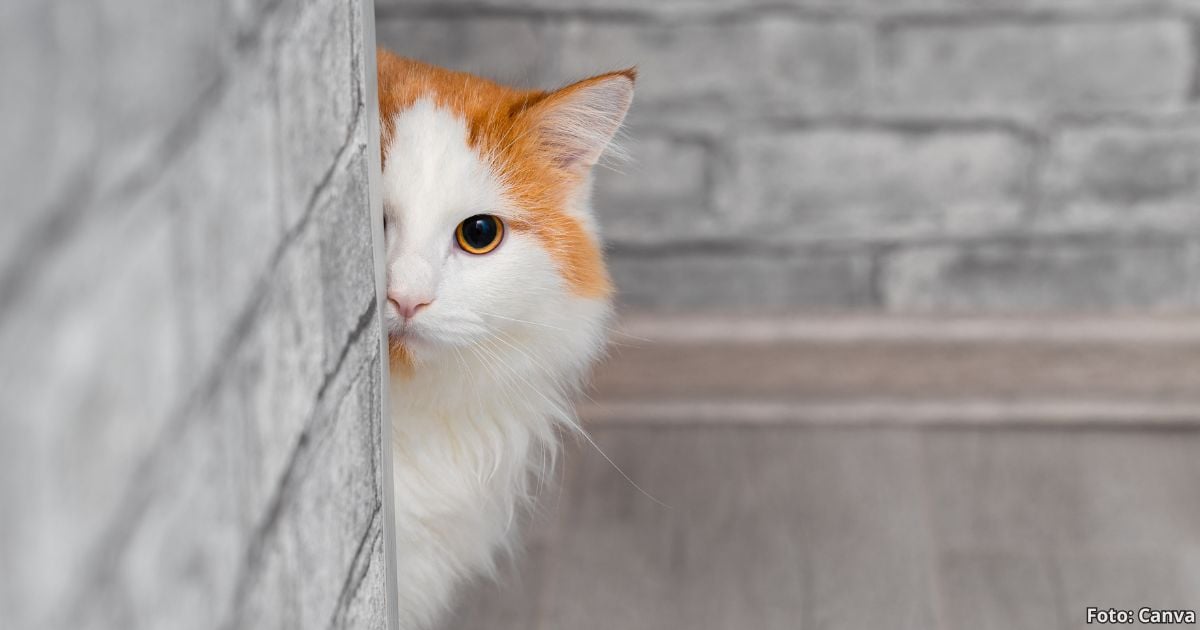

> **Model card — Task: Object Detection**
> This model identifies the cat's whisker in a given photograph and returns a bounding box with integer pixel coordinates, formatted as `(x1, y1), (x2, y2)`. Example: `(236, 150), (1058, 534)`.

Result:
(491, 330), (595, 410)
(477, 311), (571, 333)
(448, 340), (489, 448)
(475, 324), (594, 400)
(485, 327), (619, 411)
(597, 161), (630, 176)
(606, 327), (655, 344)
(569, 425), (673, 511)
(477, 308), (654, 348)
(475, 343), (554, 436)
(470, 341), (563, 506)
(473, 336), (669, 510)
(478, 337), (573, 424)
(464, 345), (519, 486)
(603, 338), (648, 350)
(611, 332), (650, 342)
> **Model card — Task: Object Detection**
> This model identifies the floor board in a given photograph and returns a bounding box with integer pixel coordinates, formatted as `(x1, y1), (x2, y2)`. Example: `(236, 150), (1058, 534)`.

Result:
(444, 426), (1200, 630)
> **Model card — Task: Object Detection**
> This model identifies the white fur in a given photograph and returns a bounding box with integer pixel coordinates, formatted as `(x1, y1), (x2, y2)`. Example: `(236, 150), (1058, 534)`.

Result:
(381, 98), (618, 630)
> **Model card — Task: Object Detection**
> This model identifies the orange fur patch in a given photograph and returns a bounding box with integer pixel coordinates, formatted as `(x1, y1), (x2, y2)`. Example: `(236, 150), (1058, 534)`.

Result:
(389, 337), (414, 378)
(376, 49), (629, 304)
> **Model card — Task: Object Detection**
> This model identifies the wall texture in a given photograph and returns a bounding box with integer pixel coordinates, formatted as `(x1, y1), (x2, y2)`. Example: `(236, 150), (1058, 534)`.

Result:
(376, 0), (1200, 312)
(0, 1), (394, 629)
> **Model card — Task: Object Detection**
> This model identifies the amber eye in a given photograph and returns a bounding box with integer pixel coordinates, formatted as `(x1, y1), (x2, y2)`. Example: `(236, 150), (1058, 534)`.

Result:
(455, 214), (504, 255)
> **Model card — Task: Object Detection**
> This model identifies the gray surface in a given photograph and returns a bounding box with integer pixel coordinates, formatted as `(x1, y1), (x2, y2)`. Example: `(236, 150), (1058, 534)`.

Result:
(446, 425), (1200, 630)
(588, 325), (1200, 404)
(0, 1), (389, 629)
(375, 0), (1200, 311)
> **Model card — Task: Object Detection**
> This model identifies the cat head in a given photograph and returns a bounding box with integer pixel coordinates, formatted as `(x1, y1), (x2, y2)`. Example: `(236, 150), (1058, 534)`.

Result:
(376, 50), (634, 372)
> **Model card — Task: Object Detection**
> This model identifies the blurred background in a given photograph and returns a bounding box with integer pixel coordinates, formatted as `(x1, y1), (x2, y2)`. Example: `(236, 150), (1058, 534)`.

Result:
(375, 1), (1200, 629)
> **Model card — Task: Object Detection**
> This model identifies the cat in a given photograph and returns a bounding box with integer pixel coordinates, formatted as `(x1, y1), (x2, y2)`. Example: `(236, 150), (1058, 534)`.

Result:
(375, 48), (634, 629)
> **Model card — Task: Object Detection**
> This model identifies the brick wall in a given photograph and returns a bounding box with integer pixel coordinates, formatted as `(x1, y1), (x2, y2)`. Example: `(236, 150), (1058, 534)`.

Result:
(0, 1), (394, 629)
(375, 0), (1200, 311)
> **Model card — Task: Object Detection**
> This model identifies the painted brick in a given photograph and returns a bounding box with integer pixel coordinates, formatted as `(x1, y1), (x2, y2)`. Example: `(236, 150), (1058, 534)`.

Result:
(0, 2), (104, 274)
(852, 0), (1200, 12)
(374, 15), (555, 87)
(278, 0), (359, 228)
(171, 55), (283, 375)
(849, 0), (1192, 10)
(595, 134), (716, 245)
(881, 240), (1200, 311)
(0, 209), (186, 630)
(374, 15), (870, 119)
(553, 18), (870, 118)
(854, 0), (1199, 11)
(878, 21), (1192, 120)
(68, 393), (250, 630)
(238, 226), (329, 517)
(332, 523), (390, 630)
(610, 250), (875, 310)
(377, 0), (1200, 14)
(232, 355), (383, 630)
(1037, 125), (1200, 235)
(721, 128), (1032, 242)
(320, 154), (380, 372)
(0, 0), (390, 628)
(87, 0), (228, 200)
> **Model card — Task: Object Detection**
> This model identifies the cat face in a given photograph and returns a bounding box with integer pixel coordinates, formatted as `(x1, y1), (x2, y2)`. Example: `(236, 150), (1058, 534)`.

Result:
(376, 53), (634, 368)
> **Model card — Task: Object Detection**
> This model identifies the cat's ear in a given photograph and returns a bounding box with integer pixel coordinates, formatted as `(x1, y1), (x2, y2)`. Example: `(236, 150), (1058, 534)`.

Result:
(523, 69), (636, 173)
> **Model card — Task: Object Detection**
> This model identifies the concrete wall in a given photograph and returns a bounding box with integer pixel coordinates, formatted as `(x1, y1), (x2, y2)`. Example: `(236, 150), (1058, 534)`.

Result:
(376, 0), (1200, 312)
(0, 1), (394, 629)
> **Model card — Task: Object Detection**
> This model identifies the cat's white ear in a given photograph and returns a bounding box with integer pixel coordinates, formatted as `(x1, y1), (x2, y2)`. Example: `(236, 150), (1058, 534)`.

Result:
(526, 69), (636, 173)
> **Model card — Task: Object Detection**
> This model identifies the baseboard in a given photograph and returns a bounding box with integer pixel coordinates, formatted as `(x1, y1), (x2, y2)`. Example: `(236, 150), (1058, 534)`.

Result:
(581, 313), (1200, 427)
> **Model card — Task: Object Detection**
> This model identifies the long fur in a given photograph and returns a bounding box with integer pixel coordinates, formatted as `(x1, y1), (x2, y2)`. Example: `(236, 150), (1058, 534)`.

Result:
(376, 50), (633, 629)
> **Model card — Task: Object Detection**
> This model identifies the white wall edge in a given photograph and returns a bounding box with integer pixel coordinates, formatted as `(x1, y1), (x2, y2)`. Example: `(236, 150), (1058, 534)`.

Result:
(358, 1), (401, 627)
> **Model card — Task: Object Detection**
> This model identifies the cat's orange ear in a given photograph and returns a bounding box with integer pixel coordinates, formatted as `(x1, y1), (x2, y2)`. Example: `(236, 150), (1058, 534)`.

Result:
(524, 69), (636, 173)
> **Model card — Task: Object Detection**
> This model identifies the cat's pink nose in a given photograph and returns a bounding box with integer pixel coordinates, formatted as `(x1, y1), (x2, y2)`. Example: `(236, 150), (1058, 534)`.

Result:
(388, 293), (432, 320)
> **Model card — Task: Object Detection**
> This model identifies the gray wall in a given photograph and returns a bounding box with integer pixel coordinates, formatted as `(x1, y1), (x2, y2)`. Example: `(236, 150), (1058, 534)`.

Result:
(376, 0), (1200, 312)
(1, 1), (393, 629)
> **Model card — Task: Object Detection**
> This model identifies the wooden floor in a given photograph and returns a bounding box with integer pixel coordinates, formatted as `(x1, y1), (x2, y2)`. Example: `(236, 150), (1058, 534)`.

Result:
(444, 425), (1200, 630)
(440, 316), (1200, 629)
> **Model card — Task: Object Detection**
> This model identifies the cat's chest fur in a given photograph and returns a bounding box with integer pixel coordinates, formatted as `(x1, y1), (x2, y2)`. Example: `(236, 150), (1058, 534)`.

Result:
(389, 397), (533, 626)
(386, 301), (609, 629)
(389, 381), (542, 629)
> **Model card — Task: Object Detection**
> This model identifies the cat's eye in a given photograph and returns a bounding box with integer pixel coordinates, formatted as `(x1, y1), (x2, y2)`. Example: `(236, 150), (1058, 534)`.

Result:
(455, 214), (504, 255)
